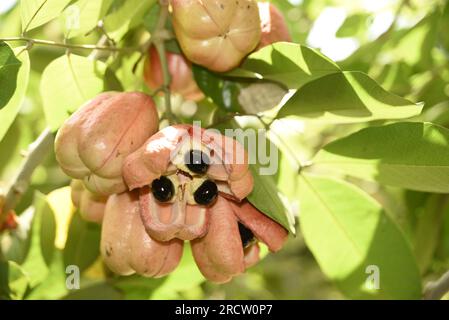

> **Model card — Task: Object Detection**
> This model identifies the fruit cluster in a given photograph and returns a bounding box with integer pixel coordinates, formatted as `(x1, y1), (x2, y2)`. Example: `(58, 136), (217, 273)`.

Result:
(54, 0), (291, 283)
(144, 0), (291, 101)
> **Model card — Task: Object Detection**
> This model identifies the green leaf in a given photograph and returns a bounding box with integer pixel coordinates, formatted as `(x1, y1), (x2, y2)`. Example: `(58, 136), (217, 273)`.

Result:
(193, 65), (243, 113)
(103, 0), (156, 41)
(143, 2), (160, 34)
(0, 261), (29, 300)
(63, 0), (113, 39)
(104, 66), (124, 92)
(26, 250), (68, 299)
(0, 5), (22, 37)
(36, 193), (57, 266)
(63, 213), (101, 272)
(412, 194), (448, 273)
(314, 122), (449, 193)
(336, 14), (370, 38)
(342, 11), (439, 72)
(21, 192), (57, 287)
(277, 71), (423, 123)
(440, 1), (449, 52)
(0, 46), (29, 142)
(114, 274), (165, 300)
(40, 54), (107, 131)
(63, 282), (122, 300)
(21, 0), (72, 32)
(0, 42), (21, 110)
(298, 175), (422, 299)
(223, 121), (296, 234)
(45, 186), (75, 250)
(248, 163), (296, 234)
(227, 42), (340, 89)
(387, 12), (439, 68)
(436, 207), (449, 262)
(0, 115), (34, 183)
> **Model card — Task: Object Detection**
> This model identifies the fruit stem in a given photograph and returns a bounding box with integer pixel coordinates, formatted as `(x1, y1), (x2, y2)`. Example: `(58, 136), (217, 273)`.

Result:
(153, 3), (177, 125)
(424, 270), (449, 300)
(0, 128), (54, 227)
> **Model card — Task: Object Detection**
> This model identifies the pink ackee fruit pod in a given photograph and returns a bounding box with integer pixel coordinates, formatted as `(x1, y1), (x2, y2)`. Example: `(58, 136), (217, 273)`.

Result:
(55, 92), (159, 196)
(70, 180), (107, 224)
(191, 196), (288, 283)
(171, 0), (261, 72)
(100, 191), (183, 277)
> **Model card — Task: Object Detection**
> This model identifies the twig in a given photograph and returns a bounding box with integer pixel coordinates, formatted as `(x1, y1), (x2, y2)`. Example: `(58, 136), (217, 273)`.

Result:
(88, 35), (110, 60)
(0, 129), (54, 226)
(423, 270), (449, 300)
(0, 37), (135, 52)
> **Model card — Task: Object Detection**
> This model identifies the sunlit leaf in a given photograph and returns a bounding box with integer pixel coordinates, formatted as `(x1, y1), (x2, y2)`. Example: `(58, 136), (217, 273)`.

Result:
(299, 175), (422, 299)
(277, 72), (423, 123)
(0, 46), (29, 142)
(21, 0), (72, 32)
(314, 122), (449, 193)
(62, 0), (113, 39)
(387, 12), (439, 68)
(336, 13), (370, 39)
(46, 186), (75, 249)
(228, 42), (340, 89)
(0, 5), (22, 37)
(40, 54), (107, 130)
(26, 250), (68, 299)
(103, 0), (156, 41)
(113, 51), (146, 92)
(0, 117), (34, 183)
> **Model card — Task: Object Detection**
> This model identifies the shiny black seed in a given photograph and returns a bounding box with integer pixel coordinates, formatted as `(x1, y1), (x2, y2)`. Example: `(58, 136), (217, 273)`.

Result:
(238, 222), (255, 248)
(194, 180), (218, 205)
(151, 176), (174, 202)
(185, 149), (210, 174)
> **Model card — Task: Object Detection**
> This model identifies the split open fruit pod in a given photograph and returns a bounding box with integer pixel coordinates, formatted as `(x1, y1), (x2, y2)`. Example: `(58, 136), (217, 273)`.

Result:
(171, 0), (261, 72)
(54, 92), (159, 195)
(101, 191), (184, 278)
(120, 124), (288, 283)
(123, 124), (254, 241)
